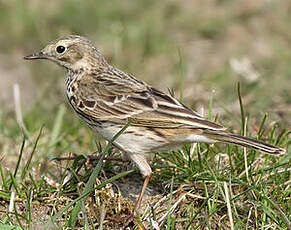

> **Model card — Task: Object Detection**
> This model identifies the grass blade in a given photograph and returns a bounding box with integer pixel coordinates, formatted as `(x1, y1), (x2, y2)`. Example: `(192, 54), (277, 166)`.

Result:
(48, 104), (65, 150)
(178, 48), (184, 102)
(237, 82), (245, 135)
(9, 136), (25, 191)
(166, 176), (174, 229)
(46, 169), (134, 228)
(21, 126), (43, 180)
(67, 122), (131, 227)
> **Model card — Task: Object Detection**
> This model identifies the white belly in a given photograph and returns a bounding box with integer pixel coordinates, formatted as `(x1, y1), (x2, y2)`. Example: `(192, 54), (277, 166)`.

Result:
(92, 123), (167, 155)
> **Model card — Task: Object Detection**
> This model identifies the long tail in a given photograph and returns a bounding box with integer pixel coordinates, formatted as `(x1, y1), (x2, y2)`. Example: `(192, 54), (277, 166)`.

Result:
(203, 130), (286, 155)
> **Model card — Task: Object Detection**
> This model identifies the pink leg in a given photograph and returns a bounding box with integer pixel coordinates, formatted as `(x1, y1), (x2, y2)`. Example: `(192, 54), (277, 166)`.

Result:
(123, 175), (151, 229)
(135, 175), (151, 210)
(108, 175), (151, 229)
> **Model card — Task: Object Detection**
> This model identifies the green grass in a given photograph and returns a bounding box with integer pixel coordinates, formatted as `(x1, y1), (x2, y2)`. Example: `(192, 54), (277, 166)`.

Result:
(0, 87), (289, 229)
(0, 1), (291, 229)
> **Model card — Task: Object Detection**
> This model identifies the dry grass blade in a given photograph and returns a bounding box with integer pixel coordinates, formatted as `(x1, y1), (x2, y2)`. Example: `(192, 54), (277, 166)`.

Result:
(223, 182), (234, 230)
(13, 84), (29, 139)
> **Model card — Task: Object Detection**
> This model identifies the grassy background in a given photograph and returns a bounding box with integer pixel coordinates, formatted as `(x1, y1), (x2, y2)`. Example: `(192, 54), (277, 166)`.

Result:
(0, 0), (290, 229)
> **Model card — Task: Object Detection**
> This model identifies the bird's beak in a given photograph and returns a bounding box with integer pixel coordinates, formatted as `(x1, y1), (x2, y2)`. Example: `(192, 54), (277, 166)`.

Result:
(24, 51), (47, 60)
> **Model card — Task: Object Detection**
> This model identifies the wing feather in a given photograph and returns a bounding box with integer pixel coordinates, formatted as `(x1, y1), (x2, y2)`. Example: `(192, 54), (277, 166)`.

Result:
(74, 72), (226, 131)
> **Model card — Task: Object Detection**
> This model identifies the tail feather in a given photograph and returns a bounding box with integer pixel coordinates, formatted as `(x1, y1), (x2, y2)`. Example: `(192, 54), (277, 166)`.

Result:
(203, 131), (286, 155)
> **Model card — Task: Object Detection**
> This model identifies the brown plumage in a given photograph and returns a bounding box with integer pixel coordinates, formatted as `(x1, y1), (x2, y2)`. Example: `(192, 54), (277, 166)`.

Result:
(24, 35), (286, 224)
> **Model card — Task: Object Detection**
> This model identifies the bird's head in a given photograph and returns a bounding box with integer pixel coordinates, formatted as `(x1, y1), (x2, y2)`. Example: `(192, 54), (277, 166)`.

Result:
(24, 35), (108, 71)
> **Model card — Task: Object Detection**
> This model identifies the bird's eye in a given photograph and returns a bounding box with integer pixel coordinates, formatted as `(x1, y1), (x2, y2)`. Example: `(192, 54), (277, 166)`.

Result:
(56, 45), (66, 54)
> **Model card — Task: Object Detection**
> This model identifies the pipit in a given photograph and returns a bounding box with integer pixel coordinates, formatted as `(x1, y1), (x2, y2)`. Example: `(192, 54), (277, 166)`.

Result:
(25, 35), (286, 225)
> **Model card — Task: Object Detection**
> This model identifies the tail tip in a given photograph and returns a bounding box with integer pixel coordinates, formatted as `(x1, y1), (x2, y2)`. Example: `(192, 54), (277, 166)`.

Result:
(276, 147), (287, 155)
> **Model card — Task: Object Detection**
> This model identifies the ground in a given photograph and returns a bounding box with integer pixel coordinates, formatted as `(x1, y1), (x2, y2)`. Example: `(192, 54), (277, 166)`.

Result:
(0, 1), (290, 229)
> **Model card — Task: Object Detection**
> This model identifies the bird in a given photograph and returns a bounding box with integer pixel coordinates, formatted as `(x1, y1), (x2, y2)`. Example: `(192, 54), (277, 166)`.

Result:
(24, 35), (286, 225)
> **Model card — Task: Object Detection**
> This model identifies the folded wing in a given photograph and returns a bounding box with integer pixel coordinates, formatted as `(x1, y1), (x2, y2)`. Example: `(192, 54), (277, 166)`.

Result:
(74, 72), (226, 131)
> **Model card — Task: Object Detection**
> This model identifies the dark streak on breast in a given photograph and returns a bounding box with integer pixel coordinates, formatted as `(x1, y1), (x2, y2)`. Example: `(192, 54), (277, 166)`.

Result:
(78, 101), (85, 109)
(70, 95), (77, 104)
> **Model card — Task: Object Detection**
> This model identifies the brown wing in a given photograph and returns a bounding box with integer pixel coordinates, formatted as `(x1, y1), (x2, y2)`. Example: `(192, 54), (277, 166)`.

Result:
(73, 71), (225, 131)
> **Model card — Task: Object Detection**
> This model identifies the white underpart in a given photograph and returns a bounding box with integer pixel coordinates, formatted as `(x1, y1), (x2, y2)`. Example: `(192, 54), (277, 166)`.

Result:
(183, 134), (216, 143)
(92, 123), (165, 177)
(92, 123), (217, 177)
(93, 124), (164, 154)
